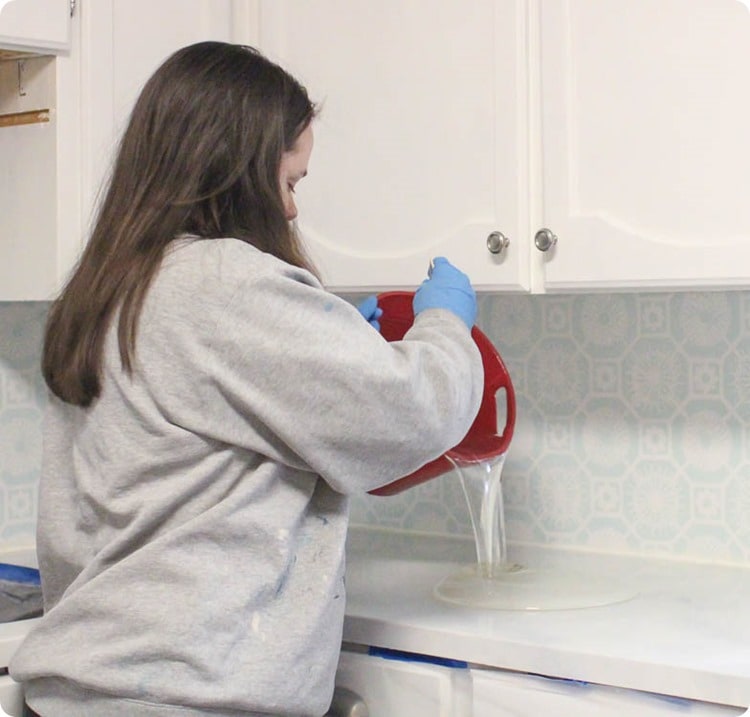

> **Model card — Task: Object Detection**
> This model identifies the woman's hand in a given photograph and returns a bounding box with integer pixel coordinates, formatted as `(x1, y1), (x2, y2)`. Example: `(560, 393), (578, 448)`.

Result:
(356, 295), (384, 332)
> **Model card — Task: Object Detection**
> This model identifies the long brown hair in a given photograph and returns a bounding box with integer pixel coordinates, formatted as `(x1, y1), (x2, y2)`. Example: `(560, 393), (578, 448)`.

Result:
(43, 42), (317, 407)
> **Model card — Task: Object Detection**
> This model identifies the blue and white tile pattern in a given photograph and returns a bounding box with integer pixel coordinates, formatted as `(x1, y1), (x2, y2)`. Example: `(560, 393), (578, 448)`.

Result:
(351, 291), (750, 564)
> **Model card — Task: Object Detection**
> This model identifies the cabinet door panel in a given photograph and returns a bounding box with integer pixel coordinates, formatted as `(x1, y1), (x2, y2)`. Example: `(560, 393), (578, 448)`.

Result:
(259, 0), (528, 292)
(539, 0), (750, 290)
(0, 0), (70, 52)
(110, 0), (234, 134)
(83, 0), (236, 231)
(472, 669), (746, 716)
(336, 650), (471, 717)
(0, 119), (56, 298)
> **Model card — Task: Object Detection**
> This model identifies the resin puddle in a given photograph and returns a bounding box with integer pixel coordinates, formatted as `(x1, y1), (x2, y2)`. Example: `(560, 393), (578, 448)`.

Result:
(434, 455), (637, 611)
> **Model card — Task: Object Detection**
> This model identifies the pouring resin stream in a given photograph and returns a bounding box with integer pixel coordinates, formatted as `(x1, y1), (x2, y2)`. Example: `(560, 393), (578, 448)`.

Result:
(370, 289), (636, 610)
(434, 454), (638, 611)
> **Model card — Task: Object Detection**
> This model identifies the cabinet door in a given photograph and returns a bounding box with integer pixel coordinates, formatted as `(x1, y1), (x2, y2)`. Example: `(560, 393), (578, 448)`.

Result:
(0, 674), (24, 717)
(537, 0), (750, 291)
(0, 2), (251, 299)
(0, 0), (71, 52)
(257, 0), (529, 292)
(335, 650), (471, 717)
(81, 0), (245, 237)
(472, 668), (746, 716)
(0, 52), (58, 299)
(0, 26), (78, 300)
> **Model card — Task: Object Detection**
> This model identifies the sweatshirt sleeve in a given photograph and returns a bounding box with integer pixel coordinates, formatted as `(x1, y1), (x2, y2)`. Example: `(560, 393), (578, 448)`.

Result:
(139, 247), (484, 494)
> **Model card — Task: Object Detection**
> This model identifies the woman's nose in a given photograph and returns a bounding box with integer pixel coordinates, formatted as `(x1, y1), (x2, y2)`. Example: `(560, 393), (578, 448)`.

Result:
(285, 199), (297, 221)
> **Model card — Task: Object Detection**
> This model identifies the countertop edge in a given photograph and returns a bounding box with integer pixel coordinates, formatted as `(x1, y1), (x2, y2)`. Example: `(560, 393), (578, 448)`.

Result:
(343, 528), (750, 709)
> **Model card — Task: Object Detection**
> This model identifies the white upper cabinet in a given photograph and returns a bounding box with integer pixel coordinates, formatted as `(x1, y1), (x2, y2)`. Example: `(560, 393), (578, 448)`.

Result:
(536, 0), (750, 291)
(0, 16), (78, 300)
(258, 0), (530, 292)
(258, 0), (750, 293)
(83, 0), (246, 230)
(0, 0), (72, 52)
(5, 1), (750, 297)
(0, 0), (249, 300)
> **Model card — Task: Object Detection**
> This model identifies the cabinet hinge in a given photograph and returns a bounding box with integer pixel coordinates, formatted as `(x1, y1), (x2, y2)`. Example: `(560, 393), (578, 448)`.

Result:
(70, 0), (77, 18)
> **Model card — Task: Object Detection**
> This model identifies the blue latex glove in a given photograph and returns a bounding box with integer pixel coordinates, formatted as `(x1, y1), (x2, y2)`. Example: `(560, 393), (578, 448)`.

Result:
(413, 257), (477, 329)
(357, 295), (383, 332)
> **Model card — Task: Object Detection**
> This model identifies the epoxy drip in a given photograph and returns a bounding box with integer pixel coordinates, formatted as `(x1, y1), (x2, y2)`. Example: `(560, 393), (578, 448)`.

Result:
(434, 455), (638, 611)
(449, 453), (517, 577)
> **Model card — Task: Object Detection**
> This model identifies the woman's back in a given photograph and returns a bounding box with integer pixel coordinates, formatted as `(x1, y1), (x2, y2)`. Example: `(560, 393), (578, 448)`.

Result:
(11, 236), (483, 716)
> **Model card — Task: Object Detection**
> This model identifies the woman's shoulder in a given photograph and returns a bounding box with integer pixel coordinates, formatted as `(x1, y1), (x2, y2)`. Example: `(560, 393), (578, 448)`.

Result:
(136, 236), (324, 369)
(166, 235), (267, 274)
(145, 236), (317, 327)
(163, 236), (314, 290)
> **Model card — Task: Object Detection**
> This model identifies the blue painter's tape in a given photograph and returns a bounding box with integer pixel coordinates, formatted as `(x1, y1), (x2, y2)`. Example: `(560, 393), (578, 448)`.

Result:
(368, 646), (468, 669)
(0, 563), (40, 586)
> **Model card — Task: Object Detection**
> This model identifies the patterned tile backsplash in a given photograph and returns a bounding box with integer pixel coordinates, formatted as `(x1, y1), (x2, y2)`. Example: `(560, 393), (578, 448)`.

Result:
(350, 291), (750, 565)
(0, 302), (47, 543)
(2, 292), (750, 563)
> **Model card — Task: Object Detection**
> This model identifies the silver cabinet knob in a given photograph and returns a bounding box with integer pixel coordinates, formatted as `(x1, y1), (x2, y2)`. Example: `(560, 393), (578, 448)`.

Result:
(486, 231), (510, 255)
(534, 228), (558, 252)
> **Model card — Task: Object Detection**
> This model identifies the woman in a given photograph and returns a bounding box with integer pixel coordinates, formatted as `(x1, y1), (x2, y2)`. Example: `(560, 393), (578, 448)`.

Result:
(10, 42), (482, 716)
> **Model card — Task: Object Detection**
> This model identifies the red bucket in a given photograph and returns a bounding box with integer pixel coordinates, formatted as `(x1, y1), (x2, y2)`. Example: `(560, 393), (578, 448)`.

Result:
(369, 291), (516, 496)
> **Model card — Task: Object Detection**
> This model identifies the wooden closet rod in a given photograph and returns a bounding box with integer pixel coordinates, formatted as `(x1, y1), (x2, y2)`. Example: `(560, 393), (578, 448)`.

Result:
(0, 110), (50, 128)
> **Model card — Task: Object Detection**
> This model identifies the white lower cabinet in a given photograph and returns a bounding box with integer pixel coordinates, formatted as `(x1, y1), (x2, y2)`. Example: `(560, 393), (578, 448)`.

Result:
(334, 649), (472, 717)
(334, 650), (747, 717)
(0, 675), (23, 717)
(471, 667), (746, 717)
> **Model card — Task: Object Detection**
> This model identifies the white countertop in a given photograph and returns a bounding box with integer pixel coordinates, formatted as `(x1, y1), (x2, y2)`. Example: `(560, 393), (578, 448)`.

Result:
(343, 527), (750, 709)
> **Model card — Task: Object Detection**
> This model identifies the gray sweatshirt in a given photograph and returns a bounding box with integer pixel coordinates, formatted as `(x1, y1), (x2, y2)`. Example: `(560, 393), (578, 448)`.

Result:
(10, 237), (483, 717)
